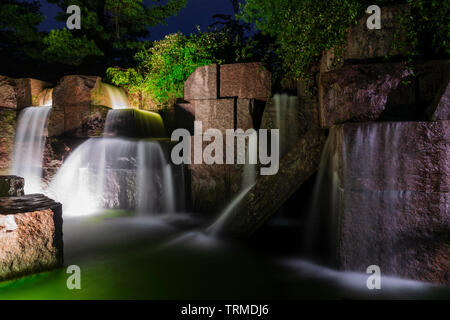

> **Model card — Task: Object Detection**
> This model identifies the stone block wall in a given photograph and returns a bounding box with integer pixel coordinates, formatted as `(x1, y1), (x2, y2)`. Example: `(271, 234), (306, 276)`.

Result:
(0, 76), (52, 171)
(49, 75), (112, 138)
(178, 62), (271, 213)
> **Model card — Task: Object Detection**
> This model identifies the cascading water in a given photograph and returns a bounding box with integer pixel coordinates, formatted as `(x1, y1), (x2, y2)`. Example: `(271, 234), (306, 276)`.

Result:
(208, 131), (258, 235)
(304, 128), (340, 260)
(47, 138), (178, 216)
(103, 83), (130, 109)
(47, 108), (181, 217)
(273, 93), (299, 155)
(11, 106), (52, 194)
(38, 88), (53, 106)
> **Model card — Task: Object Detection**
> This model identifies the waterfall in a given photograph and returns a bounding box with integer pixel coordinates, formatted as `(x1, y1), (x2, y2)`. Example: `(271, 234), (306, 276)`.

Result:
(11, 106), (52, 194)
(304, 128), (340, 260)
(38, 88), (53, 106)
(47, 110), (180, 217)
(208, 131), (258, 235)
(103, 83), (130, 109)
(273, 93), (299, 155)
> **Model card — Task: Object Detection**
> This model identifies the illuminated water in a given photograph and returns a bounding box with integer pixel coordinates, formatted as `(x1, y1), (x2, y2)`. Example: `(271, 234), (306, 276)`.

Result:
(11, 106), (52, 194)
(103, 83), (130, 109)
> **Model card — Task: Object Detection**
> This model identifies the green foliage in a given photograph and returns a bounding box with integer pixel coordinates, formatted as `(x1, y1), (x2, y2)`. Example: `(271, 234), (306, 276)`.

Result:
(399, 0), (450, 57)
(45, 0), (187, 65)
(239, 0), (449, 84)
(0, 0), (44, 59)
(42, 29), (103, 65)
(106, 29), (254, 109)
(239, 0), (363, 82)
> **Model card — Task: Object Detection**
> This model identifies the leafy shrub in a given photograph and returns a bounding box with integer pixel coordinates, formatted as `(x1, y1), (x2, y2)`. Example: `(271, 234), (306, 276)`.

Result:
(239, 0), (449, 84)
(106, 29), (253, 109)
(42, 29), (103, 65)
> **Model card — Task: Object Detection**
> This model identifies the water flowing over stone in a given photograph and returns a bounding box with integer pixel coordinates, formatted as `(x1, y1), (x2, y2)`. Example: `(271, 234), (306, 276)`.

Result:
(47, 105), (182, 217)
(46, 137), (181, 217)
(306, 121), (449, 284)
(104, 109), (166, 138)
(273, 93), (300, 155)
(103, 83), (130, 109)
(12, 106), (51, 194)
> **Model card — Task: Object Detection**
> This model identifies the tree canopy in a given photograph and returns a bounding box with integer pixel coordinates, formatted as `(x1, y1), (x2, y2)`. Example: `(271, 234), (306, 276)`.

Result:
(43, 0), (187, 66)
(0, 0), (44, 60)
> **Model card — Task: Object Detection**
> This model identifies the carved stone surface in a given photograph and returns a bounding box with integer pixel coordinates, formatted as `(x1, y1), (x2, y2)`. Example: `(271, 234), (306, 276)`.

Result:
(320, 5), (410, 73)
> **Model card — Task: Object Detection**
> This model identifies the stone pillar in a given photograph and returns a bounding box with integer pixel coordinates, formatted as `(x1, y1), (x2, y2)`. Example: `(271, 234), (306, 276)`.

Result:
(178, 63), (271, 213)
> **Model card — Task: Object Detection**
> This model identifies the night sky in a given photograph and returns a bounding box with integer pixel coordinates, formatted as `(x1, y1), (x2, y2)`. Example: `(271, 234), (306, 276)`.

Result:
(37, 0), (236, 41)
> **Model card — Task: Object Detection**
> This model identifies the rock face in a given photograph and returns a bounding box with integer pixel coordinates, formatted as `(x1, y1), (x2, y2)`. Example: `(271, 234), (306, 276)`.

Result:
(220, 127), (326, 235)
(0, 108), (16, 170)
(220, 63), (271, 99)
(0, 76), (52, 110)
(320, 5), (410, 73)
(334, 121), (449, 284)
(427, 82), (450, 120)
(0, 194), (63, 281)
(49, 75), (111, 137)
(318, 62), (413, 128)
(179, 63), (271, 213)
(184, 64), (218, 100)
(0, 176), (24, 197)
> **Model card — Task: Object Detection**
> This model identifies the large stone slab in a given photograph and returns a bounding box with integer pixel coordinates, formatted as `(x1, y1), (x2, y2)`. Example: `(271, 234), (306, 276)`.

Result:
(0, 76), (17, 109)
(184, 64), (218, 100)
(16, 78), (52, 107)
(194, 99), (235, 133)
(318, 62), (412, 127)
(0, 76), (52, 110)
(334, 121), (449, 284)
(50, 75), (112, 137)
(0, 176), (24, 197)
(0, 194), (63, 281)
(220, 63), (271, 99)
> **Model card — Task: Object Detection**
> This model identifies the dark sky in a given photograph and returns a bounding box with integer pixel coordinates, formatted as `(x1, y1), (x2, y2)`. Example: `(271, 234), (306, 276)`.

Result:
(37, 0), (236, 41)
